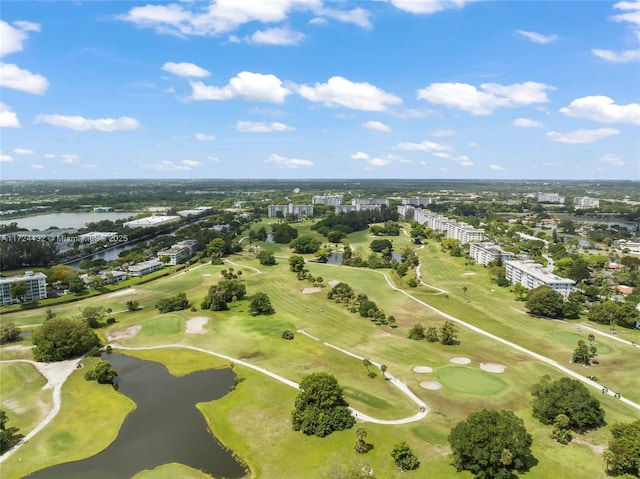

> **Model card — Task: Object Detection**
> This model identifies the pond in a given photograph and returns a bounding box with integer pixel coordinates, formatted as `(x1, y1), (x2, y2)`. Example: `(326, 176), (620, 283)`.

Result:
(26, 352), (247, 479)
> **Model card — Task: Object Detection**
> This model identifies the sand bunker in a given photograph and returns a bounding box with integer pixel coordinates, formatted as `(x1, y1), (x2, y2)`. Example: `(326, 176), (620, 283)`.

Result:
(186, 317), (208, 334)
(420, 381), (442, 390)
(107, 288), (138, 298)
(301, 287), (322, 294)
(413, 366), (434, 373)
(463, 272), (475, 276)
(449, 357), (471, 365)
(327, 280), (341, 288)
(108, 324), (142, 342)
(201, 273), (212, 277)
(480, 363), (507, 373)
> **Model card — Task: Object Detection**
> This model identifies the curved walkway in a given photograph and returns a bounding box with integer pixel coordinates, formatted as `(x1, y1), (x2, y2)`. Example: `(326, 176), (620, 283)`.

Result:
(111, 342), (428, 425)
(223, 258), (262, 275)
(373, 269), (640, 411)
(0, 358), (81, 464)
(414, 244), (448, 294)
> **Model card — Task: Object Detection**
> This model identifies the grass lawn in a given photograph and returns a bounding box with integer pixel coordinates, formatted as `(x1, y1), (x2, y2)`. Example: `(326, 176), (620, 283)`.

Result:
(0, 361), (50, 433)
(1, 232), (639, 478)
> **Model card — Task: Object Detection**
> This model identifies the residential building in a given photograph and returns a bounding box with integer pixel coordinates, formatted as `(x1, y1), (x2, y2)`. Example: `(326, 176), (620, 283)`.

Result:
(312, 195), (343, 206)
(352, 198), (389, 206)
(573, 197), (600, 209)
(93, 207), (112, 212)
(400, 197), (438, 206)
(535, 192), (565, 204)
(470, 242), (515, 266)
(157, 240), (198, 265)
(505, 260), (575, 300)
(400, 206), (485, 244)
(267, 204), (314, 217)
(80, 270), (127, 286)
(0, 271), (47, 305)
(128, 259), (163, 277)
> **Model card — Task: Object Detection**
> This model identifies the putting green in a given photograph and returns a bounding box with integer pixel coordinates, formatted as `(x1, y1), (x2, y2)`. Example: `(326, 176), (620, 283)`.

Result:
(435, 366), (507, 395)
(140, 315), (183, 336)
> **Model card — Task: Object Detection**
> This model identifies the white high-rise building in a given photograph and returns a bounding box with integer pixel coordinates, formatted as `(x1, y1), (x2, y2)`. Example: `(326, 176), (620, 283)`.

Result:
(505, 260), (574, 300)
(267, 204), (314, 217)
(0, 271), (47, 305)
(312, 195), (343, 206)
(573, 197), (600, 209)
(400, 206), (485, 244)
(470, 242), (515, 266)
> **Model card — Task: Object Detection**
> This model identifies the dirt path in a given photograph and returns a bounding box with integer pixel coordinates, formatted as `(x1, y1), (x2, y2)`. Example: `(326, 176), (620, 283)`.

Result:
(223, 258), (262, 275)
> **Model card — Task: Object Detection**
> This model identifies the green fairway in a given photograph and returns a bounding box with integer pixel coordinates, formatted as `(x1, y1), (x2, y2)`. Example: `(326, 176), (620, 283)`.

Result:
(436, 366), (508, 395)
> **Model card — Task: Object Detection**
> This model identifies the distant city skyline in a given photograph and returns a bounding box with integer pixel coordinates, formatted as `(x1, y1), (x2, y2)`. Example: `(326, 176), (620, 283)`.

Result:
(1, 1), (639, 180)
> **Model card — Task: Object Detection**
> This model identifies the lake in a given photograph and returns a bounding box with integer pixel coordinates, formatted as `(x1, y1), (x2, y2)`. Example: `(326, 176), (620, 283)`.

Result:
(25, 352), (247, 479)
(0, 212), (136, 231)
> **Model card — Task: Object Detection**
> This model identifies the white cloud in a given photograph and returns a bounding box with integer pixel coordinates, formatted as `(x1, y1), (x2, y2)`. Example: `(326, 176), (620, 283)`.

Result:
(0, 103), (20, 128)
(265, 153), (313, 168)
(351, 151), (408, 167)
(0, 20), (40, 57)
(417, 81), (553, 115)
(489, 164), (504, 171)
(601, 153), (625, 166)
(315, 6), (371, 28)
(432, 151), (474, 166)
(34, 114), (142, 132)
(236, 120), (293, 132)
(611, 0), (640, 26)
(61, 154), (80, 164)
(362, 120), (392, 132)
(249, 27), (305, 45)
(119, 1), (322, 37)
(396, 140), (452, 152)
(546, 128), (621, 143)
(513, 118), (544, 127)
(390, 0), (471, 14)
(195, 132), (216, 141)
(0, 63), (48, 94)
(0, 151), (14, 162)
(309, 17), (328, 25)
(559, 96), (640, 124)
(592, 48), (640, 62)
(31, 164), (45, 169)
(208, 156), (221, 162)
(297, 76), (402, 111)
(162, 61), (210, 77)
(432, 128), (455, 137)
(517, 30), (559, 44)
(190, 71), (290, 103)
(13, 148), (33, 155)
(151, 159), (201, 170)
(44, 154), (56, 159)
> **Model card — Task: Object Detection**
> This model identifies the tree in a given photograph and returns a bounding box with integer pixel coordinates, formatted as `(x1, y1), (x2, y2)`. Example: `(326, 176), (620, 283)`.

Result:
(84, 360), (118, 384)
(439, 320), (459, 345)
(449, 409), (533, 479)
(531, 377), (605, 431)
(0, 410), (23, 454)
(289, 254), (306, 273)
(67, 274), (86, 294)
(281, 329), (294, 340)
(0, 322), (21, 344)
(369, 239), (393, 253)
(32, 317), (101, 362)
(155, 293), (189, 313)
(291, 372), (355, 437)
(425, 326), (439, 342)
(525, 285), (565, 318)
(80, 306), (107, 328)
(289, 235), (322, 254)
(201, 280), (246, 311)
(588, 300), (620, 328)
(512, 283), (528, 301)
(354, 426), (371, 454)
(126, 300), (139, 311)
(607, 419), (640, 477)
(391, 442), (420, 471)
(206, 238), (227, 258)
(257, 250), (276, 266)
(408, 323), (425, 340)
(572, 340), (591, 366)
(327, 230), (346, 243)
(9, 281), (27, 303)
(248, 292), (275, 316)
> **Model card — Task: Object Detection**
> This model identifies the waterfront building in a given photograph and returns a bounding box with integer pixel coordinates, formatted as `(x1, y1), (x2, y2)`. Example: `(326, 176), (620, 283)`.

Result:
(0, 271), (47, 305)
(128, 259), (163, 277)
(123, 215), (180, 228)
(505, 260), (574, 300)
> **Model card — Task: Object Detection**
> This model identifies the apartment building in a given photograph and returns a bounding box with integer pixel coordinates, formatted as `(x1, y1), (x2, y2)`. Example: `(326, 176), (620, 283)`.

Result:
(400, 197), (438, 206)
(505, 260), (575, 300)
(535, 192), (565, 204)
(0, 271), (47, 305)
(128, 259), (163, 277)
(573, 197), (600, 209)
(157, 240), (198, 265)
(267, 204), (314, 217)
(402, 206), (485, 244)
(335, 204), (381, 214)
(469, 242), (515, 266)
(312, 195), (343, 206)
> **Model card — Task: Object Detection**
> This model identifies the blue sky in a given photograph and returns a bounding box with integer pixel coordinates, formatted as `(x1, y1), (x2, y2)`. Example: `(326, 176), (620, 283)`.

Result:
(1, 0), (639, 180)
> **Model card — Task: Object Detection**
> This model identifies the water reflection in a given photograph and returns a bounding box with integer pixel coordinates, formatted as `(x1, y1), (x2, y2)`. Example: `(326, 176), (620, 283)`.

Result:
(26, 353), (246, 479)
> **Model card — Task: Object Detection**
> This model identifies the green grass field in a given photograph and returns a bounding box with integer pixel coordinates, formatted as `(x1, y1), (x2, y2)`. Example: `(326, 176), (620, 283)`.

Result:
(1, 224), (639, 478)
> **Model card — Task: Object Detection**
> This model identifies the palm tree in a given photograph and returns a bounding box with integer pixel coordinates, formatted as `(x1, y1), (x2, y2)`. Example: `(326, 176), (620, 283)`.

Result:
(462, 286), (468, 298)
(380, 364), (388, 378)
(602, 449), (614, 475)
(362, 358), (371, 373)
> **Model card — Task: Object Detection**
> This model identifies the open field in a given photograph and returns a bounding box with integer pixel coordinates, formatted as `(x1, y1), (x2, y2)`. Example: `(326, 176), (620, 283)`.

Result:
(1, 228), (639, 478)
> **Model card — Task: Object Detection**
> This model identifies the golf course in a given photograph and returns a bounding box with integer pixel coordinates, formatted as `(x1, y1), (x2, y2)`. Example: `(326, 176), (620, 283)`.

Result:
(1, 219), (639, 478)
